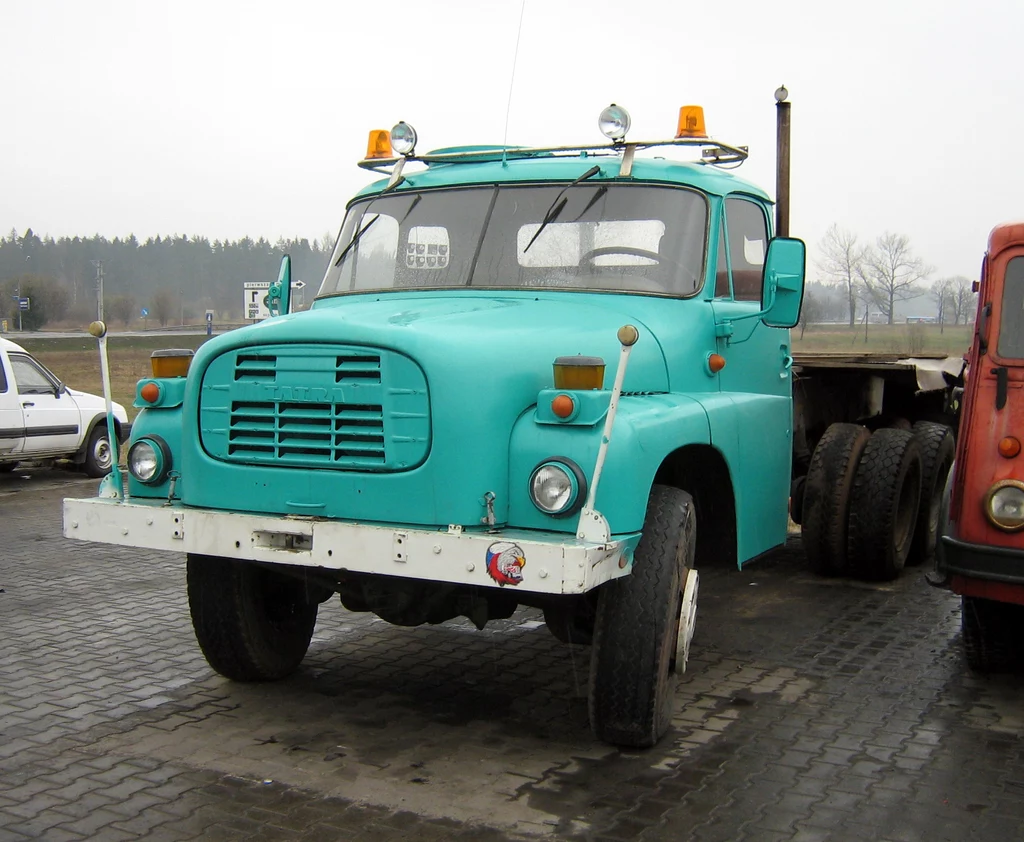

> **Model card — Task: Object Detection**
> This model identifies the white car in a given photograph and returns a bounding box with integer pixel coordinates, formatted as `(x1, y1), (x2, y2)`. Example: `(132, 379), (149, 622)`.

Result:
(0, 336), (130, 476)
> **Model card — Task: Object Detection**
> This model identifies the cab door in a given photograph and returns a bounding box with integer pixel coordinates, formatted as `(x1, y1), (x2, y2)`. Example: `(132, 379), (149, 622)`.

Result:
(708, 196), (793, 563)
(0, 352), (26, 455)
(9, 352), (81, 455)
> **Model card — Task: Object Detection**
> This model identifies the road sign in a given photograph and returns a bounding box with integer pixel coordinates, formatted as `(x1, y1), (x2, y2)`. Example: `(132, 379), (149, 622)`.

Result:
(243, 281), (271, 321)
(291, 280), (306, 290)
(140, 307), (149, 317)
(19, 297), (30, 311)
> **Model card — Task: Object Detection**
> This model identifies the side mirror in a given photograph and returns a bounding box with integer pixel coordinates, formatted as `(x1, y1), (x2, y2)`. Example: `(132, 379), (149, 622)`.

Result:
(761, 237), (805, 328)
(267, 255), (292, 317)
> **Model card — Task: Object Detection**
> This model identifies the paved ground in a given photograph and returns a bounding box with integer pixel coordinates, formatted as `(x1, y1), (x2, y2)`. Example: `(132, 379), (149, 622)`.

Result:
(2, 467), (1024, 841)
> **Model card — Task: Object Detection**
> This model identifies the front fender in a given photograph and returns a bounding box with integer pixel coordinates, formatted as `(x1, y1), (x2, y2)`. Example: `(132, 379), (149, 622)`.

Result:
(508, 394), (711, 534)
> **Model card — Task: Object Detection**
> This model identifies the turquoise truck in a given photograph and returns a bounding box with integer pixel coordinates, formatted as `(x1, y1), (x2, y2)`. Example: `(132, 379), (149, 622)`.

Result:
(63, 99), (954, 748)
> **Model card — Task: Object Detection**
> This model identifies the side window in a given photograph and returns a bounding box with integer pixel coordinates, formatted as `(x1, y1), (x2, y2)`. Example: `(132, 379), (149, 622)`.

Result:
(724, 198), (768, 301)
(0, 359), (7, 393)
(10, 355), (55, 395)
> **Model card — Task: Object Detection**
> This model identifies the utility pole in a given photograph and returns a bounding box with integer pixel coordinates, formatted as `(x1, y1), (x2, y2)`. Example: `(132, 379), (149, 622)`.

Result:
(92, 260), (105, 322)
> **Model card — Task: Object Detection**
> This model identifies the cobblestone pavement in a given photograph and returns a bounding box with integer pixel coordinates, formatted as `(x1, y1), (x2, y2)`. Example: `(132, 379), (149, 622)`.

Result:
(2, 471), (1024, 841)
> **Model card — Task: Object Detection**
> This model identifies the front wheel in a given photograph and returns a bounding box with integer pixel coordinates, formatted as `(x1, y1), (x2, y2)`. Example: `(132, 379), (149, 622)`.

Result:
(962, 596), (1020, 673)
(82, 425), (114, 478)
(187, 555), (319, 681)
(589, 485), (696, 748)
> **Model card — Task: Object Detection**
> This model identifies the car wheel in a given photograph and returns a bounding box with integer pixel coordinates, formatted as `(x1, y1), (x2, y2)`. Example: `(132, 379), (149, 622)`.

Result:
(83, 425), (113, 478)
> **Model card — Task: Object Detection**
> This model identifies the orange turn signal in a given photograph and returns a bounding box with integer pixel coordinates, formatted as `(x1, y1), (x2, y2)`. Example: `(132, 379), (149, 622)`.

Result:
(553, 355), (605, 390)
(140, 382), (161, 403)
(708, 353), (727, 373)
(999, 436), (1021, 458)
(552, 394), (576, 419)
(150, 349), (193, 378)
(366, 129), (392, 159)
(676, 105), (707, 139)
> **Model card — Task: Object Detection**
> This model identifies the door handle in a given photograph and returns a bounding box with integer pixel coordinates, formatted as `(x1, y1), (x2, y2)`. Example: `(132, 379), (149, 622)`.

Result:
(21, 401), (34, 408)
(780, 355), (793, 379)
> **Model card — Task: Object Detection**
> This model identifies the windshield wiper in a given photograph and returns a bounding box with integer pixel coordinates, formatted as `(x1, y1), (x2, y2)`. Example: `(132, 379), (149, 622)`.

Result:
(334, 214), (380, 267)
(523, 165), (602, 253)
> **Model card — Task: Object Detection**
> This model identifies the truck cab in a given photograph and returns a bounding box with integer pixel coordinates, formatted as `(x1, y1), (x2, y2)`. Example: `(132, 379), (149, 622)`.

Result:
(937, 221), (1024, 669)
(63, 104), (805, 747)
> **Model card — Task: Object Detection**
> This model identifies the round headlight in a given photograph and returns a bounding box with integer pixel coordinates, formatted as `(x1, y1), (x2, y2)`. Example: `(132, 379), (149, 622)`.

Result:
(529, 458), (587, 517)
(598, 104), (631, 141)
(390, 121), (418, 156)
(128, 437), (170, 484)
(986, 481), (1024, 531)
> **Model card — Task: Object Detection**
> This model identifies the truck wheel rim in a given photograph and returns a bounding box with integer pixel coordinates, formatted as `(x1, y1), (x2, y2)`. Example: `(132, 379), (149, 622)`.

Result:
(674, 568), (699, 674)
(94, 438), (111, 471)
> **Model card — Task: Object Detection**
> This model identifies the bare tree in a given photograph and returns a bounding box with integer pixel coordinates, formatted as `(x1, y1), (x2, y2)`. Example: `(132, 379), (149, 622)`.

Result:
(151, 289), (175, 327)
(931, 278), (955, 333)
(949, 276), (977, 325)
(862, 232), (931, 325)
(816, 224), (865, 327)
(797, 289), (826, 340)
(106, 294), (136, 327)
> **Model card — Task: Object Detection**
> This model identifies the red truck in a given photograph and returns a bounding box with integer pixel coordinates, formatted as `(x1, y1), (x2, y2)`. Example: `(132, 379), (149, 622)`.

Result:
(936, 221), (1024, 669)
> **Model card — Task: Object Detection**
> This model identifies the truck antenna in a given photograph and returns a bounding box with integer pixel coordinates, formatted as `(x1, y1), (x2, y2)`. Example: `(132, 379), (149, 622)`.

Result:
(502, 0), (527, 165)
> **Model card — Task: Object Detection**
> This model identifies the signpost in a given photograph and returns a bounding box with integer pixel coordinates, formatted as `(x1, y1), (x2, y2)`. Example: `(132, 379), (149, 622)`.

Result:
(243, 280), (306, 321)
(141, 307), (149, 329)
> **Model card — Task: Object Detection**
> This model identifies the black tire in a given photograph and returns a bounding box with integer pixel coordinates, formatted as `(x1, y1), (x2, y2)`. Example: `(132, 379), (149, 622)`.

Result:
(187, 554), (318, 681)
(907, 422), (955, 566)
(589, 485), (695, 748)
(848, 429), (923, 581)
(962, 596), (1019, 672)
(802, 423), (871, 576)
(0, 462), (16, 473)
(82, 425), (114, 478)
(544, 595), (597, 646)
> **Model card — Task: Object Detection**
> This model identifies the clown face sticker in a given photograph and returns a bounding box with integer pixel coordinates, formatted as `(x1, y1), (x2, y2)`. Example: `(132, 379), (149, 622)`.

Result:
(486, 541), (526, 586)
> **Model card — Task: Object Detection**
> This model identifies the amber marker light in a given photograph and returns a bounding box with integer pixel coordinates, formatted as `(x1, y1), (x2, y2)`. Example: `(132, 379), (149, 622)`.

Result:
(676, 105), (708, 139)
(708, 353), (726, 373)
(999, 436), (1021, 458)
(366, 129), (392, 159)
(553, 355), (606, 390)
(150, 349), (194, 378)
(551, 394), (576, 419)
(139, 382), (161, 404)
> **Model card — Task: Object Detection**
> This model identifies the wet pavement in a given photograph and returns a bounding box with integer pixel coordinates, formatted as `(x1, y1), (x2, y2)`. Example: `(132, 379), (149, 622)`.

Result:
(2, 469), (1024, 841)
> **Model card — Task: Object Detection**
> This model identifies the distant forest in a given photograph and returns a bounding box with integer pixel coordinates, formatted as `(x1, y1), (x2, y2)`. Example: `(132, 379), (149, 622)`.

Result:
(0, 228), (333, 329)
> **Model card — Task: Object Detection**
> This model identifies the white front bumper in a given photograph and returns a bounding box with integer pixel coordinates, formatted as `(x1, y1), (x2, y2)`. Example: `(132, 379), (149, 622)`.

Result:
(63, 498), (632, 596)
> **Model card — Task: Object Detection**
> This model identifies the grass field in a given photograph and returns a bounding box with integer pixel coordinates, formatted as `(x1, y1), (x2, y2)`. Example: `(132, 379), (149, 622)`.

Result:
(9, 321), (975, 422)
(14, 334), (214, 421)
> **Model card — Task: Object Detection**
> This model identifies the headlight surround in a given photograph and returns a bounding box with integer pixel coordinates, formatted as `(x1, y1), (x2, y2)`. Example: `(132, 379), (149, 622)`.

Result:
(529, 457), (587, 518)
(985, 480), (1024, 531)
(128, 436), (172, 484)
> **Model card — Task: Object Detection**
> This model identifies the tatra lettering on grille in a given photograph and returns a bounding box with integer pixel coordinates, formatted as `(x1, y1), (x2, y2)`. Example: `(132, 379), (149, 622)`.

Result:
(199, 345), (430, 471)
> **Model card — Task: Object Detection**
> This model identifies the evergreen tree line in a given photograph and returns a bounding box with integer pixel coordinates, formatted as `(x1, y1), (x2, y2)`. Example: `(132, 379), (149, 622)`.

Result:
(0, 228), (333, 329)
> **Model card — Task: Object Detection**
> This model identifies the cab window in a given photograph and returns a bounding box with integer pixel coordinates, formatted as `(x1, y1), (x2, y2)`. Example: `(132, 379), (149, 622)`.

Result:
(722, 198), (769, 301)
(998, 256), (1024, 359)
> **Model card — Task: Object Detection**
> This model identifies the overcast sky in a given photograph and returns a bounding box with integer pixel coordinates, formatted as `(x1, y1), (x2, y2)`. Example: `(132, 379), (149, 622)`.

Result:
(2, 0), (1020, 281)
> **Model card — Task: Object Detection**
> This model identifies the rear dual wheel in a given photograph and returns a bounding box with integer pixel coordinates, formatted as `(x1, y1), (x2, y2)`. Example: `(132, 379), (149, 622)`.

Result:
(848, 429), (923, 581)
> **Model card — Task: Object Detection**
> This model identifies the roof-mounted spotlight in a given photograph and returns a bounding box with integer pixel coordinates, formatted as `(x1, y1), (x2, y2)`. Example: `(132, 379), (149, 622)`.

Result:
(598, 104), (631, 142)
(390, 121), (418, 156)
(774, 84), (789, 103)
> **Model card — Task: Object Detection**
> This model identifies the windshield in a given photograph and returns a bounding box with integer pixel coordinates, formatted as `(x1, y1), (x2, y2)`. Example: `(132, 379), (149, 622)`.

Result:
(998, 256), (1024, 359)
(318, 183), (708, 298)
